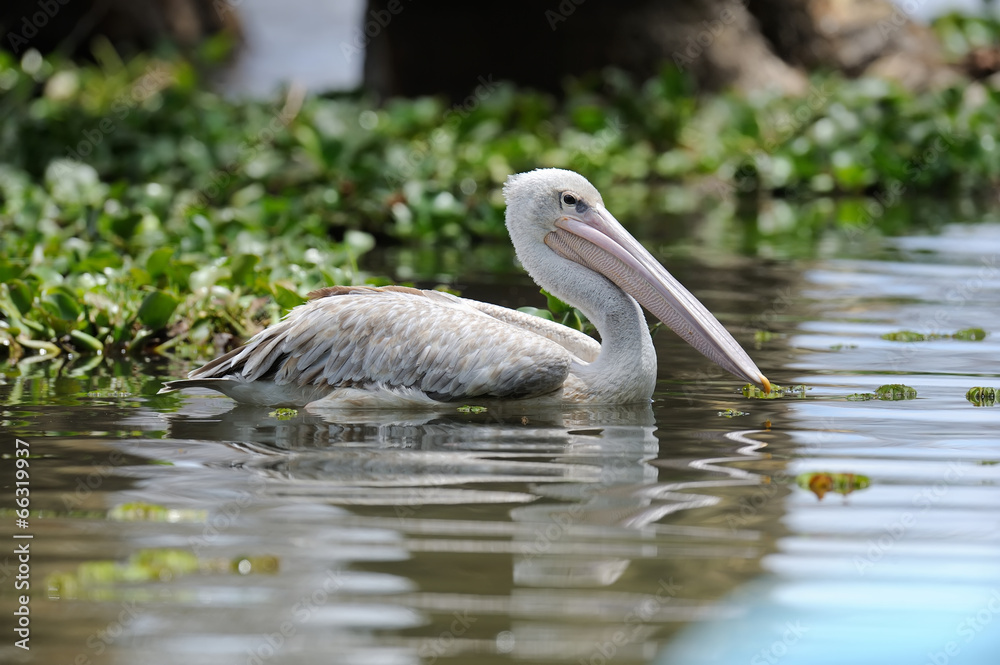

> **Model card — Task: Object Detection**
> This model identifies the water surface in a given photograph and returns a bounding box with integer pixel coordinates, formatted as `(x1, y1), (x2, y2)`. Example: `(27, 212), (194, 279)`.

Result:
(2, 213), (999, 665)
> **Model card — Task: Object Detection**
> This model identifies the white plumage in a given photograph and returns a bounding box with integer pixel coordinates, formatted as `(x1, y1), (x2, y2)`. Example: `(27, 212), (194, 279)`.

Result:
(161, 169), (769, 408)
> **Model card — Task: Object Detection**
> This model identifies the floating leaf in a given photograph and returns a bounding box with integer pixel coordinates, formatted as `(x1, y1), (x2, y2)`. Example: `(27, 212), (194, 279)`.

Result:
(797, 472), (871, 500)
(231, 555), (280, 575)
(108, 502), (207, 522)
(882, 328), (988, 342)
(965, 386), (997, 407)
(881, 330), (926, 342)
(952, 327), (987, 341)
(874, 383), (917, 400)
(742, 383), (808, 399)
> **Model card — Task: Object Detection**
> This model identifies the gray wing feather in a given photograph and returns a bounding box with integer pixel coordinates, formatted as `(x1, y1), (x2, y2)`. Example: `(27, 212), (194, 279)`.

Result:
(459, 299), (601, 362)
(188, 286), (575, 401)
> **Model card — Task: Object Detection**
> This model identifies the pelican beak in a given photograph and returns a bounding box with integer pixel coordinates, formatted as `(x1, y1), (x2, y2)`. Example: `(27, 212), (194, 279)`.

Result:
(546, 205), (771, 393)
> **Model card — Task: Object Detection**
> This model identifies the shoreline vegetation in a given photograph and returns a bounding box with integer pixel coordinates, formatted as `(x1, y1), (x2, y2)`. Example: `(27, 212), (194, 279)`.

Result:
(1, 13), (999, 362)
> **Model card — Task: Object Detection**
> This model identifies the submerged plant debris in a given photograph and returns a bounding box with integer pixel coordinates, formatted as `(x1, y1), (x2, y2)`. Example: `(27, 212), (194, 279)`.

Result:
(848, 384), (918, 401)
(965, 386), (997, 406)
(881, 328), (987, 342)
(796, 472), (871, 500)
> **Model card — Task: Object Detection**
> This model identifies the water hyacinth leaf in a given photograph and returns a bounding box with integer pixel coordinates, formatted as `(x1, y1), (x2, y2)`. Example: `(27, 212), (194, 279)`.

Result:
(0, 260), (25, 283)
(7, 279), (35, 315)
(952, 327), (986, 341)
(42, 286), (82, 321)
(560, 309), (585, 332)
(874, 384), (917, 400)
(69, 329), (104, 352)
(20, 338), (61, 355)
(882, 328), (987, 342)
(881, 330), (926, 342)
(147, 247), (176, 278)
(796, 472), (871, 500)
(543, 289), (573, 315)
(137, 290), (180, 330)
(517, 306), (555, 321)
(229, 254), (260, 286)
(965, 386), (996, 406)
(742, 383), (808, 399)
(270, 283), (305, 311)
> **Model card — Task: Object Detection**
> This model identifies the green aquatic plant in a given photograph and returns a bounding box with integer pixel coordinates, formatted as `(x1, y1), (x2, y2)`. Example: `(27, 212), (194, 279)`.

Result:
(741, 383), (808, 399)
(881, 328), (987, 342)
(796, 472), (871, 500)
(881, 330), (928, 342)
(952, 328), (987, 341)
(46, 548), (280, 599)
(107, 502), (208, 523)
(965, 386), (997, 407)
(849, 384), (918, 401)
(4, 44), (1000, 361)
(875, 384), (917, 400)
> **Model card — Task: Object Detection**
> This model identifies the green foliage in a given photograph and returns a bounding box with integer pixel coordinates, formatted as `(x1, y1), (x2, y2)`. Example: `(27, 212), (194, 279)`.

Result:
(932, 13), (1000, 60)
(3, 37), (1000, 361)
(518, 289), (593, 335)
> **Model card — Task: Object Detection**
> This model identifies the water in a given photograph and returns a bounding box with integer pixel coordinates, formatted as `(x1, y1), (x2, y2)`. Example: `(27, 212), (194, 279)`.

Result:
(2, 210), (1000, 665)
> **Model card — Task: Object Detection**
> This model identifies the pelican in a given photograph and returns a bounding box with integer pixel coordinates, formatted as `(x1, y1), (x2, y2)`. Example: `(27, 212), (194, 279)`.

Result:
(161, 169), (769, 407)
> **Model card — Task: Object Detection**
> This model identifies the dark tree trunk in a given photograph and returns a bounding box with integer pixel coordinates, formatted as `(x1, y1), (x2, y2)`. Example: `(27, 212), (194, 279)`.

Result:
(361, 0), (958, 100)
(0, 0), (238, 59)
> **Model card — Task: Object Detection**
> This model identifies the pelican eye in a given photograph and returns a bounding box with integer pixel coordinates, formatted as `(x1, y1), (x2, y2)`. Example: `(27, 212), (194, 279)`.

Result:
(561, 193), (577, 206)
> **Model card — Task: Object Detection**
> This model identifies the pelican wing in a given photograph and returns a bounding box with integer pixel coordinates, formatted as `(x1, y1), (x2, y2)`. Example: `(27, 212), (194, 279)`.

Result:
(462, 300), (600, 362)
(187, 286), (576, 401)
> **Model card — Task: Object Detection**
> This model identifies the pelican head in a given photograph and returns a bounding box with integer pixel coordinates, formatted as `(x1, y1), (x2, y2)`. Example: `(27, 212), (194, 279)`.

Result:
(504, 168), (771, 393)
